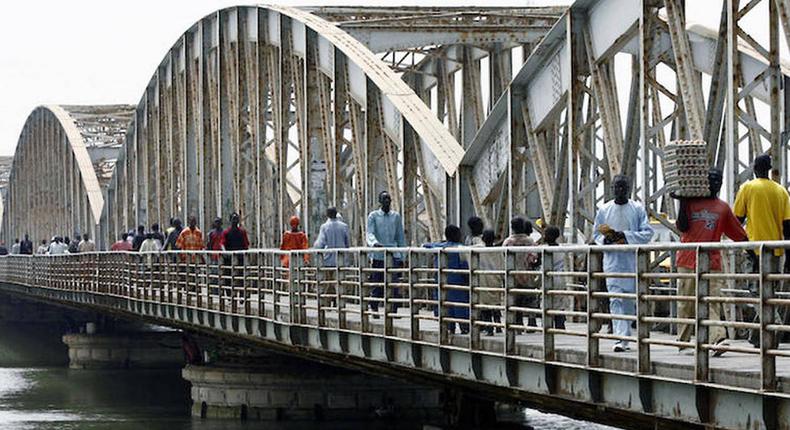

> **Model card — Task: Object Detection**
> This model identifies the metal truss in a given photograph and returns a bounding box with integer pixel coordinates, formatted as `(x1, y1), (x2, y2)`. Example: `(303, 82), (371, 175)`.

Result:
(461, 0), (790, 243)
(3, 105), (134, 244)
(98, 5), (466, 250)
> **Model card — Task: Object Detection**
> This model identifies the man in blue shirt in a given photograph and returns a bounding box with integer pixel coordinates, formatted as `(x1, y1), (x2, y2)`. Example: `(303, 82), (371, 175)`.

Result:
(424, 225), (470, 334)
(593, 175), (654, 352)
(314, 207), (350, 266)
(366, 191), (406, 313)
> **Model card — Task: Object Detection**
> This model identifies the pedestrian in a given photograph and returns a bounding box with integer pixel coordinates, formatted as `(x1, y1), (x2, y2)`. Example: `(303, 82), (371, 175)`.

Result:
(674, 168), (748, 356)
(139, 232), (161, 253)
(151, 223), (165, 244)
(20, 234), (33, 255)
(502, 217), (539, 328)
(207, 217), (224, 263)
(366, 191), (406, 313)
(733, 154), (790, 347)
(176, 216), (205, 251)
(541, 225), (568, 330)
(78, 233), (96, 253)
(465, 216), (485, 246)
(10, 239), (20, 255)
(280, 215), (309, 268)
(48, 237), (69, 255)
(593, 174), (654, 352)
(111, 233), (133, 251)
(221, 212), (250, 292)
(132, 225), (146, 251)
(0, 242), (8, 256)
(68, 233), (80, 254)
(163, 218), (183, 251)
(36, 240), (49, 255)
(314, 207), (350, 266)
(475, 228), (503, 335)
(424, 225), (470, 334)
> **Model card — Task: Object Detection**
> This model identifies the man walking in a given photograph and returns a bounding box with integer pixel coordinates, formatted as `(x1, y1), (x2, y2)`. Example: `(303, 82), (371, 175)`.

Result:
(314, 207), (350, 266)
(675, 168), (748, 356)
(733, 154), (790, 346)
(366, 191), (406, 313)
(20, 235), (33, 255)
(78, 233), (96, 253)
(593, 174), (654, 352)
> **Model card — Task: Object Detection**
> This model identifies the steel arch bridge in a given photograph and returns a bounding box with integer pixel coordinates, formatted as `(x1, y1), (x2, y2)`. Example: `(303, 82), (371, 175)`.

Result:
(3, 1), (790, 249)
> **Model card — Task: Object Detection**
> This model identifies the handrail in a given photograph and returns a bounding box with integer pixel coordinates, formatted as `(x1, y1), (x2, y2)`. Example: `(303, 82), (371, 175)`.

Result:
(0, 241), (786, 394)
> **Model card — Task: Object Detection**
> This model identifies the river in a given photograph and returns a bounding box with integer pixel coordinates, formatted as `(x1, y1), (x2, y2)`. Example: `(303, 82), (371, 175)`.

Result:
(0, 323), (619, 430)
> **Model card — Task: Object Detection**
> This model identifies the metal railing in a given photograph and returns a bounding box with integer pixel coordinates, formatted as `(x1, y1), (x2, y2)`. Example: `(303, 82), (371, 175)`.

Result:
(2, 241), (790, 394)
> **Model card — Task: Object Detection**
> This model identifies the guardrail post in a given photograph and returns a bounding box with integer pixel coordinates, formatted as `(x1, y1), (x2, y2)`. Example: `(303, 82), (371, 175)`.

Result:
(316, 252), (325, 328)
(359, 250), (369, 334)
(587, 249), (603, 367)
(408, 249), (418, 341)
(637, 248), (651, 374)
(543, 248), (555, 361)
(470, 249), (481, 351)
(505, 249), (515, 355)
(384, 249), (392, 336)
(439, 249), (448, 346)
(760, 245), (777, 391)
(695, 248), (710, 382)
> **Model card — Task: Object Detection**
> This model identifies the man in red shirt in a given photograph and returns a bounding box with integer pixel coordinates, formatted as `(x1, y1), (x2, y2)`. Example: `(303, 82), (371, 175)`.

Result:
(675, 168), (748, 356)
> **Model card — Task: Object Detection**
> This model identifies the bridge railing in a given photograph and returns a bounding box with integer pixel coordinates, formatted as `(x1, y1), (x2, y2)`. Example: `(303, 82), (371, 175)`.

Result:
(0, 242), (788, 394)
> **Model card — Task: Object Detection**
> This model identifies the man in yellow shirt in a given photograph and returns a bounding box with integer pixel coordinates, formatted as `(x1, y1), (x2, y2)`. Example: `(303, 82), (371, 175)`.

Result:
(733, 154), (790, 347)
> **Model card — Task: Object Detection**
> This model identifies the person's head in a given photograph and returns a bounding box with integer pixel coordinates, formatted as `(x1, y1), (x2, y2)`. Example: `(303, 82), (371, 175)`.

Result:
(212, 217), (223, 230)
(82, 233), (89, 241)
(544, 225), (561, 245)
(378, 191), (392, 213)
(121, 232), (128, 241)
(137, 225), (145, 234)
(754, 154), (772, 178)
(708, 167), (723, 197)
(55, 236), (62, 244)
(510, 217), (532, 235)
(64, 236), (70, 244)
(482, 229), (496, 247)
(612, 174), (630, 204)
(444, 224), (462, 243)
(173, 218), (183, 229)
(169, 217), (175, 227)
(230, 212), (240, 227)
(24, 234), (28, 241)
(289, 215), (301, 232)
(326, 207), (338, 220)
(187, 216), (197, 229)
(467, 216), (484, 236)
(151, 223), (160, 232)
(40, 239), (46, 245)
(13, 238), (18, 244)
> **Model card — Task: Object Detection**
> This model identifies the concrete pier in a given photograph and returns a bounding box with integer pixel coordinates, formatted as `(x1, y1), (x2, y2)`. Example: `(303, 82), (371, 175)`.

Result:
(182, 356), (444, 423)
(62, 331), (183, 369)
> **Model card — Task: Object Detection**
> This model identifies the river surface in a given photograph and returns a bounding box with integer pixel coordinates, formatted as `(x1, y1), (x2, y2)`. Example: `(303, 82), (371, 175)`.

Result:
(0, 323), (620, 429)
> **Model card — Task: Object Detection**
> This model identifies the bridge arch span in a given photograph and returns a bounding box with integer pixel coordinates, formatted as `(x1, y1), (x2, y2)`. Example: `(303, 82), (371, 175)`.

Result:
(4, 105), (133, 246)
(104, 5), (466, 248)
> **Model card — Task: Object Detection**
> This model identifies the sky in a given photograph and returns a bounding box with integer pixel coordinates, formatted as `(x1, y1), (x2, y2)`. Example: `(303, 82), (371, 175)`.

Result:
(0, 1), (779, 157)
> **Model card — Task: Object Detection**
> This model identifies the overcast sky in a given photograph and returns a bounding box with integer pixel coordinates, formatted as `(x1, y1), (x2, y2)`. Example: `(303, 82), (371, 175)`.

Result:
(0, 1), (778, 156)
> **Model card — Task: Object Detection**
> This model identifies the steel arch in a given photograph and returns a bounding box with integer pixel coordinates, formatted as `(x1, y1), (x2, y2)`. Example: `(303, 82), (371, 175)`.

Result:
(3, 105), (133, 246)
(103, 5), (466, 249)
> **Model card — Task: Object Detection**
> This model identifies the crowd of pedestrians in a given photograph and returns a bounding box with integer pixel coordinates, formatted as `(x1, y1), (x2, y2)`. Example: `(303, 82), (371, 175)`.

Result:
(9, 153), (790, 355)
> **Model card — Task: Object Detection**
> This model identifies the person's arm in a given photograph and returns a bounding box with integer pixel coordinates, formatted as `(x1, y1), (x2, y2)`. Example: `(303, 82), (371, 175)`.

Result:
(593, 207), (606, 245)
(366, 213), (380, 247)
(676, 198), (690, 232)
(733, 186), (747, 225)
(622, 205), (654, 244)
(314, 224), (326, 249)
(395, 214), (406, 247)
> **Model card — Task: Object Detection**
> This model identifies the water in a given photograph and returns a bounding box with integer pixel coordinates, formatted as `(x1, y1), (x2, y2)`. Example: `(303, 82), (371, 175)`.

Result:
(0, 323), (620, 430)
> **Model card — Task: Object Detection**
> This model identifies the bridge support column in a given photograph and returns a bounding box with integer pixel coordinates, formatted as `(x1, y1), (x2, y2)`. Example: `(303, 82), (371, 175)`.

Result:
(181, 353), (444, 423)
(62, 329), (183, 369)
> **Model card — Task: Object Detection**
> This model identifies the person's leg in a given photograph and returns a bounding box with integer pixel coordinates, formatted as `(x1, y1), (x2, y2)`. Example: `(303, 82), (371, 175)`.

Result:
(608, 282), (632, 350)
(370, 259), (384, 312)
(676, 267), (694, 343)
(708, 273), (727, 346)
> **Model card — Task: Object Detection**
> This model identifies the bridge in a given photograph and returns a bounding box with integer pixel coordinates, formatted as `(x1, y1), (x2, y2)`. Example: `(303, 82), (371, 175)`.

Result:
(2, 0), (790, 429)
